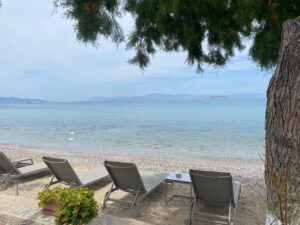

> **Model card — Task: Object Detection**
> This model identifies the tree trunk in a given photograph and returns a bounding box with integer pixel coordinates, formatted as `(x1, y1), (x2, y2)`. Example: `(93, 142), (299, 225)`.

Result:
(265, 18), (300, 225)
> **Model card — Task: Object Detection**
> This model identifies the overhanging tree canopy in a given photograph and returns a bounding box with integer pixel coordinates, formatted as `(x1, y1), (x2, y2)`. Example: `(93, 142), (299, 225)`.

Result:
(51, 0), (299, 71)
(0, 0), (298, 70)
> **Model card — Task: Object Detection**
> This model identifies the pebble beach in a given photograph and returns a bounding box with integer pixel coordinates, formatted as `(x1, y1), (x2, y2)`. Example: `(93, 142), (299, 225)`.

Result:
(0, 144), (266, 225)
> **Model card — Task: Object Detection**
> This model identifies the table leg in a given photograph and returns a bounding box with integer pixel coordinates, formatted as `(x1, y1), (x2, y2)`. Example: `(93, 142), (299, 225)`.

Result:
(165, 181), (175, 205)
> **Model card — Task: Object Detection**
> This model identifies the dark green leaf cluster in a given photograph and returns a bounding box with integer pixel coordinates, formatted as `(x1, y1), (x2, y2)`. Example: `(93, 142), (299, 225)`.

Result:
(54, 0), (124, 45)
(250, 0), (300, 69)
(125, 0), (256, 71)
(38, 187), (98, 225)
(125, 0), (299, 71)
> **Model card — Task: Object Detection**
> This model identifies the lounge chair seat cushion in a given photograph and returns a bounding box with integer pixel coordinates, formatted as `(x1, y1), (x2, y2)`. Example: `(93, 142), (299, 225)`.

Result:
(11, 157), (32, 164)
(18, 163), (48, 175)
(233, 181), (241, 207)
(77, 167), (109, 186)
(140, 171), (167, 192)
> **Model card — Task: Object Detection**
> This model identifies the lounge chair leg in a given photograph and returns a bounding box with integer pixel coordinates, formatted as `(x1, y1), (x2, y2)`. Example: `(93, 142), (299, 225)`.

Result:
(228, 203), (232, 224)
(135, 189), (147, 217)
(1, 173), (9, 185)
(231, 205), (237, 225)
(44, 176), (55, 189)
(103, 191), (109, 210)
(136, 198), (140, 217)
(188, 204), (193, 225)
(1, 171), (12, 189)
(164, 182), (170, 205)
(102, 184), (115, 210)
(103, 194), (107, 210)
(70, 182), (78, 188)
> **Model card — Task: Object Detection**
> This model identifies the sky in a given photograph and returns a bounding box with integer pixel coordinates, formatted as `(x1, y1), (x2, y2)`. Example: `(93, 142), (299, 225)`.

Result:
(0, 0), (272, 101)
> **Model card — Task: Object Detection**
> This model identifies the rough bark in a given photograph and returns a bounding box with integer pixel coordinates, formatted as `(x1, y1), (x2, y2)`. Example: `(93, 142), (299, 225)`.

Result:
(265, 18), (300, 224)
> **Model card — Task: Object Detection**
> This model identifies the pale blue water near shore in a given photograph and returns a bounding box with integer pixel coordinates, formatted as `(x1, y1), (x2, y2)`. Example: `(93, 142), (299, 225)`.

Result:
(0, 99), (265, 159)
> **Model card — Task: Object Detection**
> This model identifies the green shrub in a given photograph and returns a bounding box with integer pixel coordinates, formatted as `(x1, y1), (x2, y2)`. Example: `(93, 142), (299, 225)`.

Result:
(38, 186), (63, 207)
(55, 188), (98, 225)
(38, 187), (98, 225)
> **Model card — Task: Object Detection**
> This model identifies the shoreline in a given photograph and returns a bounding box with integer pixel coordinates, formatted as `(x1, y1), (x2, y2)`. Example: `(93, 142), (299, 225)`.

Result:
(0, 142), (264, 162)
(0, 143), (264, 182)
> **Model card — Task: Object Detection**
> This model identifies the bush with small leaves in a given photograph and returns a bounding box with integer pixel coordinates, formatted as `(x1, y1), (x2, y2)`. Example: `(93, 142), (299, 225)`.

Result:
(38, 186), (64, 208)
(38, 187), (98, 225)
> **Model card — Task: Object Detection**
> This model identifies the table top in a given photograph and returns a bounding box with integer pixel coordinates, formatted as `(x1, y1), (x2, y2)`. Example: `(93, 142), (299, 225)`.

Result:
(165, 172), (191, 184)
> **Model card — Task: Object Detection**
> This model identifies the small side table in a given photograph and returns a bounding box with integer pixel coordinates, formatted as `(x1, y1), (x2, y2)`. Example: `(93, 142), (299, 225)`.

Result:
(165, 172), (192, 204)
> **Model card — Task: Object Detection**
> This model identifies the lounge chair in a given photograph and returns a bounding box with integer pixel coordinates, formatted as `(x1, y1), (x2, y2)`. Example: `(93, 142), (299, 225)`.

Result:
(11, 156), (33, 167)
(103, 161), (167, 216)
(42, 156), (109, 189)
(0, 152), (48, 185)
(189, 170), (241, 225)
(0, 151), (33, 168)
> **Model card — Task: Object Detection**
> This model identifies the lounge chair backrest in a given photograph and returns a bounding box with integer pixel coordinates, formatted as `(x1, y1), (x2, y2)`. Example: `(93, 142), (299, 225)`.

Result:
(42, 156), (82, 186)
(0, 152), (20, 174)
(104, 161), (146, 193)
(190, 170), (234, 206)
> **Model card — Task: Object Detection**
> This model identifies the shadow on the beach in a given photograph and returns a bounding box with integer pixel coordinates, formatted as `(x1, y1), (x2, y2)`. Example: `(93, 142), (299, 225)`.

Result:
(0, 171), (52, 191)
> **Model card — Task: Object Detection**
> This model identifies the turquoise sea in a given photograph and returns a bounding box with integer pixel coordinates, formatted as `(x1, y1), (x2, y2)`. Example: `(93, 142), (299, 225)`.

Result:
(0, 99), (265, 159)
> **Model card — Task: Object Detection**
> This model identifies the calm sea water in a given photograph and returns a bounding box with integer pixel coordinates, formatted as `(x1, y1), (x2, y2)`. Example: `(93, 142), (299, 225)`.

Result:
(0, 100), (265, 159)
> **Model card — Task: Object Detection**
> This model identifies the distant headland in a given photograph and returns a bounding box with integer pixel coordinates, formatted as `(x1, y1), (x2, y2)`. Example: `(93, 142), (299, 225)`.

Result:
(0, 93), (266, 104)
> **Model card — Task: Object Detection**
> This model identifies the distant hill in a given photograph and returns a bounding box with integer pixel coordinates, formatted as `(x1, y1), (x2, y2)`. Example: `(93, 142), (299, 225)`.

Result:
(90, 94), (206, 102)
(0, 93), (265, 104)
(0, 97), (47, 104)
(90, 93), (266, 102)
